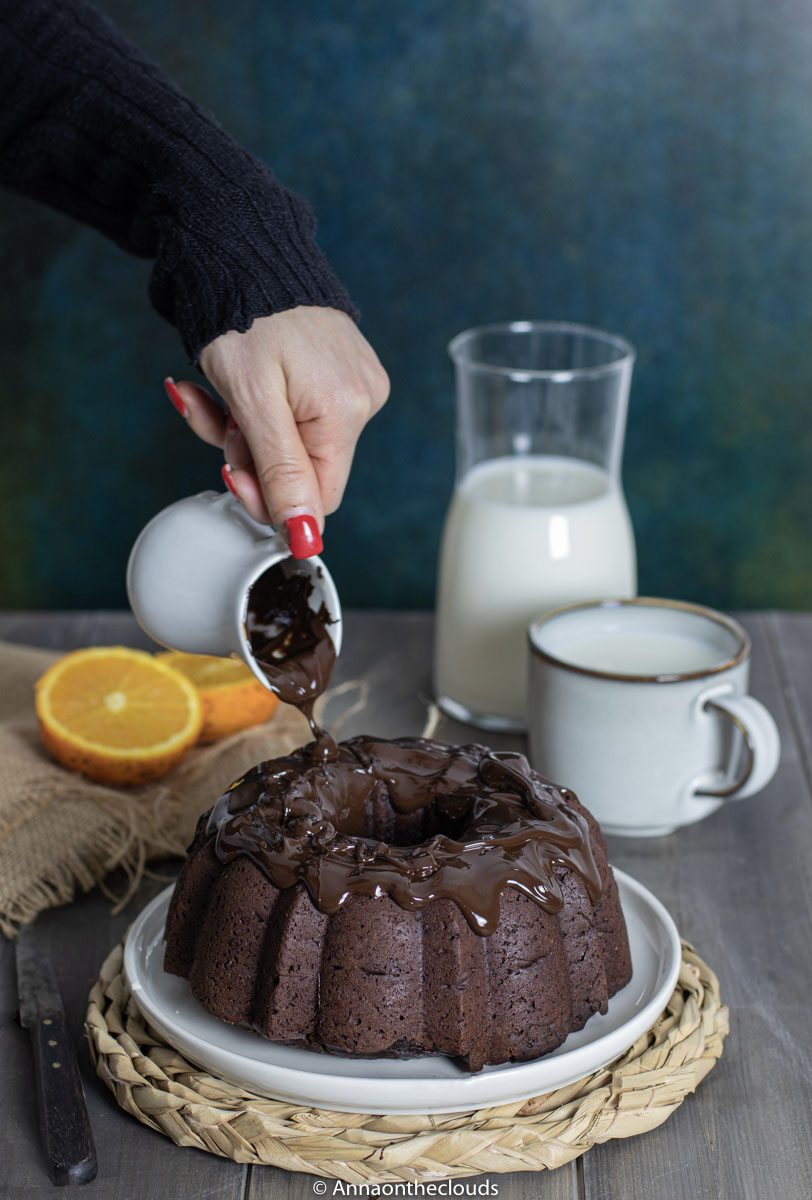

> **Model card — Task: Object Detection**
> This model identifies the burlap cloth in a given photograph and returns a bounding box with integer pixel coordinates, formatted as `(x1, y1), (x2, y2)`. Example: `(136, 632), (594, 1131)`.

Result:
(0, 639), (366, 939)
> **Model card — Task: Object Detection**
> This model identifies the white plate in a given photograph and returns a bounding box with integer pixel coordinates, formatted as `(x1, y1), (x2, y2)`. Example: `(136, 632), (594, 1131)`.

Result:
(124, 869), (680, 1115)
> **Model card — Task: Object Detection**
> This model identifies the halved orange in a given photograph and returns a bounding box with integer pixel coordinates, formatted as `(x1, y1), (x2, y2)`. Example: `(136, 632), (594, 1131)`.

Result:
(156, 651), (278, 744)
(35, 647), (203, 786)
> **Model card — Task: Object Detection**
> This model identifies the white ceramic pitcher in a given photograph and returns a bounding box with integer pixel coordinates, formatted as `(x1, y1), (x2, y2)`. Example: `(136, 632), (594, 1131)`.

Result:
(126, 491), (342, 688)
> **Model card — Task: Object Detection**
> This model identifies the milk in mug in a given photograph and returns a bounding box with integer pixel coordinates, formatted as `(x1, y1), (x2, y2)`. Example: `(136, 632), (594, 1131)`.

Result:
(557, 631), (725, 676)
(434, 455), (636, 727)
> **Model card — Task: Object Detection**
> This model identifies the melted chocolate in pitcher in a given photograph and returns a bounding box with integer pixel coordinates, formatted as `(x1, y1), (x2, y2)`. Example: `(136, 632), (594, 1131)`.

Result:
(245, 562), (338, 759)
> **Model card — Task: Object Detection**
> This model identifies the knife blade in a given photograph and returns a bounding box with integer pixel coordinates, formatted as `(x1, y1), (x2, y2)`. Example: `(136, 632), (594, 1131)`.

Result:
(15, 926), (98, 1186)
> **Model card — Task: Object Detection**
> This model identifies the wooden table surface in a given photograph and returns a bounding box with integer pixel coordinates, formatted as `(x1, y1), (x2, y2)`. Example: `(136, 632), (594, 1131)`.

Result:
(2, 610), (811, 1200)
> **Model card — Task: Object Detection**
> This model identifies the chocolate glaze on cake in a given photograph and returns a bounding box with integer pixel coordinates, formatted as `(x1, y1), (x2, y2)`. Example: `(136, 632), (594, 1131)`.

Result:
(206, 737), (601, 935)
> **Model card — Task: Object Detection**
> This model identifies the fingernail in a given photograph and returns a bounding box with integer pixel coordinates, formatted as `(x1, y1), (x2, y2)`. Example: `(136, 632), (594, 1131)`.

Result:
(286, 514), (323, 559)
(221, 463), (239, 498)
(225, 414), (239, 434)
(164, 377), (187, 418)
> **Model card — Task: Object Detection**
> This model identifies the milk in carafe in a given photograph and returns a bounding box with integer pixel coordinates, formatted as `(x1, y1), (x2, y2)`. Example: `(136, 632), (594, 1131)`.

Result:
(434, 455), (635, 727)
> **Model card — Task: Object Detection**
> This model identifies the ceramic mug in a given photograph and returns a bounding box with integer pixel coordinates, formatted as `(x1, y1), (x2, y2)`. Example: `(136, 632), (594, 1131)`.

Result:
(527, 598), (780, 836)
(126, 491), (342, 686)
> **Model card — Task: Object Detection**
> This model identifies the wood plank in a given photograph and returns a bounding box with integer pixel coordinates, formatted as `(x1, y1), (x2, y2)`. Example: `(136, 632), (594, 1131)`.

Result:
(0, 610), (157, 652)
(766, 611), (812, 794)
(329, 611), (525, 753)
(1, 871), (248, 1198)
(580, 614), (812, 1200)
(326, 611), (437, 738)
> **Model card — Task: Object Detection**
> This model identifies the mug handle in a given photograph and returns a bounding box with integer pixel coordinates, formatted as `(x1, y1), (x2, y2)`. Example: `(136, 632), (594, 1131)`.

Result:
(696, 693), (781, 800)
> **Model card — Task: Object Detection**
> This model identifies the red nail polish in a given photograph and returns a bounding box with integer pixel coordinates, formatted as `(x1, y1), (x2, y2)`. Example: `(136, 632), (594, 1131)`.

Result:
(164, 377), (187, 418)
(221, 464), (239, 498)
(226, 414), (239, 433)
(286, 514), (323, 559)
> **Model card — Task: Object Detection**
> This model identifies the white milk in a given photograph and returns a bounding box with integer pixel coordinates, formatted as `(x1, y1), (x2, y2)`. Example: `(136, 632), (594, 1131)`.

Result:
(434, 455), (636, 727)
(556, 631), (726, 676)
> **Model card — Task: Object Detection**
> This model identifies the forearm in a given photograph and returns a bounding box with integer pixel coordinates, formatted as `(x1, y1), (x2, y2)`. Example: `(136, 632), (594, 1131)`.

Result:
(0, 0), (356, 361)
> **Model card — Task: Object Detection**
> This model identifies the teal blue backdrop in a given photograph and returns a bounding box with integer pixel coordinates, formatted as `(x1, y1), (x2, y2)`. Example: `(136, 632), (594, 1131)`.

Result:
(2, 0), (812, 611)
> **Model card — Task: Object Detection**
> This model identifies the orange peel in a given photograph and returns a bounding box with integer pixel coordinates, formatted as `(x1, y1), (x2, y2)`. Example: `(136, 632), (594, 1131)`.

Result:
(156, 651), (278, 744)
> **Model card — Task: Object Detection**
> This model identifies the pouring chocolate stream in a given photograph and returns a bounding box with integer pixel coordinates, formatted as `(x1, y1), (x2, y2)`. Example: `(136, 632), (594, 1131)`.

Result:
(211, 558), (605, 934)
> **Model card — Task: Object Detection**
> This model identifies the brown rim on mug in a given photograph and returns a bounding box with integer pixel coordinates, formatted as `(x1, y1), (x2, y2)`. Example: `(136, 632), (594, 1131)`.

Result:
(527, 597), (751, 684)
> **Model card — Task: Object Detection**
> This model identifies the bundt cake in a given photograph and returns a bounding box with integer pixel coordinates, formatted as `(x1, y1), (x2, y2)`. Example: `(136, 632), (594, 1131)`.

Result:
(163, 736), (632, 1072)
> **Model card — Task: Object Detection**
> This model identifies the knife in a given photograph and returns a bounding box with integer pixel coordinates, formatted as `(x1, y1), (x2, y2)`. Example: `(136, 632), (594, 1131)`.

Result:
(15, 927), (98, 1186)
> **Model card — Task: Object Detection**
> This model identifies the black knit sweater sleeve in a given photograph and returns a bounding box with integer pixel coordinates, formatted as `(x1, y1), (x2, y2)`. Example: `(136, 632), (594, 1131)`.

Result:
(0, 0), (358, 362)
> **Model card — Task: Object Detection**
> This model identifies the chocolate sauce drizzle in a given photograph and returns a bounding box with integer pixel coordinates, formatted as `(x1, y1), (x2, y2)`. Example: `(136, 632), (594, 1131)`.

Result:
(205, 736), (602, 936)
(234, 561), (602, 935)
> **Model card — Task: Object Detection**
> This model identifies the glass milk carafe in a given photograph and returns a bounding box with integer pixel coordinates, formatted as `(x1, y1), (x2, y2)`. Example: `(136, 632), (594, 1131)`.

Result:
(434, 321), (637, 732)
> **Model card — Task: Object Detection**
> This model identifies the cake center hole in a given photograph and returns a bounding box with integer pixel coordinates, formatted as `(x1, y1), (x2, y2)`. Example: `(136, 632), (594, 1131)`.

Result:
(356, 786), (475, 847)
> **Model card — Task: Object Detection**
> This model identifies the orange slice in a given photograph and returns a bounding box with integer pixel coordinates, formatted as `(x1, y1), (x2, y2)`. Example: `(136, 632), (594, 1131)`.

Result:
(35, 647), (203, 786)
(157, 651), (278, 744)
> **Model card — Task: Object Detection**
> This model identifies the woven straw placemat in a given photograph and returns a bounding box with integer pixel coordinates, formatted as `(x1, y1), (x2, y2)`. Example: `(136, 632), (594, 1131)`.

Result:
(86, 939), (727, 1181)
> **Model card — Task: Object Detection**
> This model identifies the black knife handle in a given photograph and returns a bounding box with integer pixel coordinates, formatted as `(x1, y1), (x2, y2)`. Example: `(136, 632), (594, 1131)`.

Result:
(28, 1010), (98, 1185)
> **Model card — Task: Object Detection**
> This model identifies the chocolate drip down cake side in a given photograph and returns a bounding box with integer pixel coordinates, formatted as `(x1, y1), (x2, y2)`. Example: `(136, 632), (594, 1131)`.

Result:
(163, 563), (632, 1073)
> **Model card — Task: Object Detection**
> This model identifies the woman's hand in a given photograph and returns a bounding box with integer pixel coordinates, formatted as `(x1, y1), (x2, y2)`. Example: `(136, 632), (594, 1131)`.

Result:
(165, 306), (389, 556)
